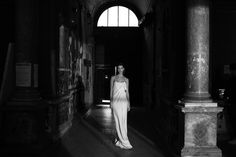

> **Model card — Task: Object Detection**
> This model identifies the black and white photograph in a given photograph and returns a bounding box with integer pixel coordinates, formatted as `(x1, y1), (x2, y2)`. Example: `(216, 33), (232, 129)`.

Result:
(0, 0), (236, 156)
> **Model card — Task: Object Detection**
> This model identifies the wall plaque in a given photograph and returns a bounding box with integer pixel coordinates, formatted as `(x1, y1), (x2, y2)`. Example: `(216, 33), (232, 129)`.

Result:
(16, 63), (31, 87)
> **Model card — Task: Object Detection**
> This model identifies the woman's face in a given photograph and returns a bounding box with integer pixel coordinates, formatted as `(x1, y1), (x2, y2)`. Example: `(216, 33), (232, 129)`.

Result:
(117, 65), (125, 74)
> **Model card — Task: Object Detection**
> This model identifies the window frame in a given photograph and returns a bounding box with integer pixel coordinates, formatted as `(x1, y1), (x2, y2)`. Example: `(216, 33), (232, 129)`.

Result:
(97, 6), (139, 27)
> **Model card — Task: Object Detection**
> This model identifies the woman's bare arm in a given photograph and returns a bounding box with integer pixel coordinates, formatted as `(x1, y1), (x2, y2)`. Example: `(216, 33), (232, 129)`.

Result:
(110, 76), (115, 105)
(125, 78), (130, 111)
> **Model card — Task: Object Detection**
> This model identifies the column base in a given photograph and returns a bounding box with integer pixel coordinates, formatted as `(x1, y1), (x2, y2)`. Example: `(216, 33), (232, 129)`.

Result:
(184, 92), (212, 103)
(0, 88), (48, 155)
(12, 88), (41, 101)
(182, 146), (222, 157)
(184, 102), (217, 107)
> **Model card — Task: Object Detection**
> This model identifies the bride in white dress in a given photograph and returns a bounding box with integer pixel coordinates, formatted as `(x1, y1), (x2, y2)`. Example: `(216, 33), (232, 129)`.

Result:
(110, 63), (133, 149)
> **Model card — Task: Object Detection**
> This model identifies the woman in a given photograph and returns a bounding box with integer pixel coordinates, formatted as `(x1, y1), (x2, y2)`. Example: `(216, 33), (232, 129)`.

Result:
(110, 63), (133, 149)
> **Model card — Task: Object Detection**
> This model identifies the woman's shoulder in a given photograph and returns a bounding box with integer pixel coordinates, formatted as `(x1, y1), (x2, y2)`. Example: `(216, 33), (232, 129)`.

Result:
(111, 75), (116, 80)
(124, 77), (129, 82)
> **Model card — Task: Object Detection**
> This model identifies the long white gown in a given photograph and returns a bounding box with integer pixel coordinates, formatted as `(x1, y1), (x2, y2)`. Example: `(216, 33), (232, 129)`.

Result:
(111, 81), (133, 149)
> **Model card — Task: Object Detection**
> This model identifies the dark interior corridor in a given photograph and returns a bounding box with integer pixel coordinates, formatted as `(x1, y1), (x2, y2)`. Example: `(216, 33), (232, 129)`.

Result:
(1, 0), (236, 157)
(94, 27), (143, 106)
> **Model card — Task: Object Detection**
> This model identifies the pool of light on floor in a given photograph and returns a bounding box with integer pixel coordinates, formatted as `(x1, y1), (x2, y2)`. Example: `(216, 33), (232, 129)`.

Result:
(96, 104), (110, 107)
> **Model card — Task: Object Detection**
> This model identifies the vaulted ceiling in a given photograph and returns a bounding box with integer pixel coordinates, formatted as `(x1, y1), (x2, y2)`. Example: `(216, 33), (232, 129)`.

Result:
(79, 0), (155, 19)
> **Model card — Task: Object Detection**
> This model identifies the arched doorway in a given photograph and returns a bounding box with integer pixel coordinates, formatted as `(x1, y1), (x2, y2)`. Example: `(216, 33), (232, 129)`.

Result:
(93, 5), (143, 107)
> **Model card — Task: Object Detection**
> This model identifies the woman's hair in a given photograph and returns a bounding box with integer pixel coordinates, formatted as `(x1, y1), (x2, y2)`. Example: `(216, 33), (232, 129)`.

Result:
(115, 62), (125, 75)
(117, 62), (125, 68)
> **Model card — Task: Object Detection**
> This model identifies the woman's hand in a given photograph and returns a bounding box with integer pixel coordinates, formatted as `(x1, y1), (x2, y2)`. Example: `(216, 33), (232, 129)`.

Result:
(110, 99), (113, 110)
(127, 101), (130, 112)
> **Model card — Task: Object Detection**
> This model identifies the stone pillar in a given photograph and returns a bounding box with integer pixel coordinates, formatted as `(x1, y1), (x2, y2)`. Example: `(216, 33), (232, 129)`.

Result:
(184, 0), (211, 102)
(181, 0), (223, 156)
(0, 1), (46, 149)
(14, 0), (40, 99)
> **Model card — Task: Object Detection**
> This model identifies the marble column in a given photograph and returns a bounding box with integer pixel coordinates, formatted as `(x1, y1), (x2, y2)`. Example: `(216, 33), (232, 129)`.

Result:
(184, 0), (211, 102)
(14, 0), (40, 99)
(181, 0), (223, 156)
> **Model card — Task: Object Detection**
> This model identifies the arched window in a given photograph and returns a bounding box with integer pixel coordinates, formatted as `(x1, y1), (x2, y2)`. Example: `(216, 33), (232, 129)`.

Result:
(97, 6), (139, 27)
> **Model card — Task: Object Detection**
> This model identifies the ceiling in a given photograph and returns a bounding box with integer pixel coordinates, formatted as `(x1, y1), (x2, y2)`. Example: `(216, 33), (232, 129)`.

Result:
(79, 0), (155, 19)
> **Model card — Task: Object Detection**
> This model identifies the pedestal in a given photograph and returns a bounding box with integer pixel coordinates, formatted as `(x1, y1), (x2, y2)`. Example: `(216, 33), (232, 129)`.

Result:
(0, 99), (48, 155)
(181, 103), (223, 157)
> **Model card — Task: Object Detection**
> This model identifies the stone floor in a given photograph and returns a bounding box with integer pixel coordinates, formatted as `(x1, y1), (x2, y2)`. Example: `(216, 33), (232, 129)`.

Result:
(39, 107), (165, 157)
(84, 105), (236, 157)
(84, 105), (178, 157)
(2, 105), (236, 157)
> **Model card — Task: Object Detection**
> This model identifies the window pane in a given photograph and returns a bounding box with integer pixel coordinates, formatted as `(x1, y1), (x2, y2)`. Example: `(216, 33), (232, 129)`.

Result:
(129, 10), (138, 27)
(118, 6), (128, 27)
(108, 6), (118, 26)
(97, 10), (108, 26)
(97, 6), (138, 27)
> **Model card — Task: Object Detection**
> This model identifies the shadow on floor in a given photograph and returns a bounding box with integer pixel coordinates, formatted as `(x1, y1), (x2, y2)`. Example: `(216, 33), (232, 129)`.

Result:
(85, 106), (179, 157)
(85, 105), (236, 157)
